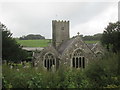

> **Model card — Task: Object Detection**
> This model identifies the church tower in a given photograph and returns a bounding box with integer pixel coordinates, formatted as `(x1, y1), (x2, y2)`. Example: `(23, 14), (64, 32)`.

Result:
(52, 20), (70, 48)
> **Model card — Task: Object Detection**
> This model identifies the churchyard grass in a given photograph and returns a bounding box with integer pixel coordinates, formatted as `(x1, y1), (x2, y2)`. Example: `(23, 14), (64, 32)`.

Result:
(16, 39), (98, 47)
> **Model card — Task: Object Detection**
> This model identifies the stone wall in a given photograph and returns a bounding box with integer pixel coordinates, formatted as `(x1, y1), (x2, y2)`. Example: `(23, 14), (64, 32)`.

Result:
(60, 36), (96, 68)
(52, 20), (69, 48)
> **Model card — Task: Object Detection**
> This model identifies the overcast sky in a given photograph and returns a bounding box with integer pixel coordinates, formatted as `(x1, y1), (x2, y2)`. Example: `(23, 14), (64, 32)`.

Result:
(0, 0), (119, 39)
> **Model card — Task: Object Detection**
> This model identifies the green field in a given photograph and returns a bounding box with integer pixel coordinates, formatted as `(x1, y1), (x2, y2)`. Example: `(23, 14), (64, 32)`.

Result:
(17, 39), (99, 47)
(84, 40), (99, 44)
(17, 39), (51, 47)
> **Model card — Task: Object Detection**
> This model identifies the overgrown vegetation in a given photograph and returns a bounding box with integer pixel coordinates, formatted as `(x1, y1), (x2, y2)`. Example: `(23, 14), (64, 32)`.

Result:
(85, 52), (120, 88)
(101, 21), (120, 53)
(2, 52), (120, 88)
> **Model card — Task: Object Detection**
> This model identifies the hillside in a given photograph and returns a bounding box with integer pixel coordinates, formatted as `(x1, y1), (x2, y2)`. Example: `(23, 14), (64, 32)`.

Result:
(16, 39), (51, 47)
(16, 39), (98, 47)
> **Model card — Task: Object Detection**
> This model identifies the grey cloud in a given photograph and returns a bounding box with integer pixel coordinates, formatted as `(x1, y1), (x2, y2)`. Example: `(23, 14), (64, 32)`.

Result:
(0, 2), (117, 38)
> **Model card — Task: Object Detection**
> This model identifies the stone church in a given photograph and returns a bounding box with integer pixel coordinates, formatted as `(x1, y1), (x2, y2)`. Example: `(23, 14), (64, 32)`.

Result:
(33, 20), (104, 70)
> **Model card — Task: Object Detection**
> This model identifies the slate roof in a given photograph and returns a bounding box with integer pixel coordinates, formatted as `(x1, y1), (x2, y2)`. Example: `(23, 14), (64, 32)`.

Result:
(58, 36), (96, 55)
(58, 38), (74, 54)
(87, 43), (95, 49)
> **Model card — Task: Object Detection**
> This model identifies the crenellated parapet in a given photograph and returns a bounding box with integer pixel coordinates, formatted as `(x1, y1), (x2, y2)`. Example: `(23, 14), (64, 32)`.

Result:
(52, 20), (69, 23)
(52, 20), (70, 48)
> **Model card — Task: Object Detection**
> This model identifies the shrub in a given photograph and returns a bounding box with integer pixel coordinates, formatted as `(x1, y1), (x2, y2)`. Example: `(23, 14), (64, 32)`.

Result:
(27, 73), (43, 88)
(84, 52), (119, 88)
(2, 53), (120, 88)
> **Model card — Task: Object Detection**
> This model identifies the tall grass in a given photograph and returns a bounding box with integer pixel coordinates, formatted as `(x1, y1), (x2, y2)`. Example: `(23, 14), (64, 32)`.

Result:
(2, 64), (90, 88)
(84, 52), (120, 88)
(2, 52), (120, 88)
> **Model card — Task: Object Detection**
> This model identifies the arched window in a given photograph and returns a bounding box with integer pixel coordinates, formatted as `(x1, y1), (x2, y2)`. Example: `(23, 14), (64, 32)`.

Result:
(72, 49), (85, 68)
(44, 53), (56, 70)
(72, 57), (75, 67)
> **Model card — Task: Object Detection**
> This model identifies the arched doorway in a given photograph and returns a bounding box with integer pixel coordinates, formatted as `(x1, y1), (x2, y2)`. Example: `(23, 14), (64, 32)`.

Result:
(71, 49), (85, 68)
(43, 53), (56, 70)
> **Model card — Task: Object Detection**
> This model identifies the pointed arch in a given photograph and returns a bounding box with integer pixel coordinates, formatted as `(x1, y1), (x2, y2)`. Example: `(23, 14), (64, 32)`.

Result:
(71, 48), (85, 69)
(43, 52), (56, 70)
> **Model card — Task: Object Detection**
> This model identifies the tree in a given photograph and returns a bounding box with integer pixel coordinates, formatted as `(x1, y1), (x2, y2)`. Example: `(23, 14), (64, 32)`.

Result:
(93, 33), (102, 40)
(19, 34), (45, 40)
(101, 21), (120, 53)
(82, 33), (102, 41)
(1, 22), (28, 62)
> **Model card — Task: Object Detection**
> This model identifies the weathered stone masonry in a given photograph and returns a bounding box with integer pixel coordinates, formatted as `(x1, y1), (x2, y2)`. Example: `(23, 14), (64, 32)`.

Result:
(33, 20), (104, 70)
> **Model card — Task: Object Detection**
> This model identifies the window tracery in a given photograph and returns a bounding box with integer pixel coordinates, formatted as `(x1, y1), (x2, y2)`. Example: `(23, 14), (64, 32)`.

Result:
(72, 49), (85, 68)
(44, 53), (56, 70)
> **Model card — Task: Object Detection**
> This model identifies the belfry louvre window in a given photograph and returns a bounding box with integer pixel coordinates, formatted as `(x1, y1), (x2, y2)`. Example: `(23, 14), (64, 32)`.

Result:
(72, 49), (85, 68)
(61, 27), (64, 30)
(44, 53), (56, 70)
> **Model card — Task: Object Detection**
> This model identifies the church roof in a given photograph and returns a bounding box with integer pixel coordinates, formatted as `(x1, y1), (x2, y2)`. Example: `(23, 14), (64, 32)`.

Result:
(87, 43), (95, 49)
(91, 41), (105, 53)
(58, 38), (75, 54)
(58, 35), (96, 56)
